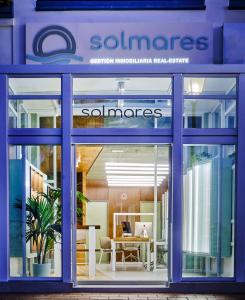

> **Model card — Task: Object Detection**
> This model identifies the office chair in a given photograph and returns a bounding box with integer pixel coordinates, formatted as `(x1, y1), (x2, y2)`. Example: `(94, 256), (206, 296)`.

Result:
(99, 237), (125, 264)
(123, 245), (140, 262)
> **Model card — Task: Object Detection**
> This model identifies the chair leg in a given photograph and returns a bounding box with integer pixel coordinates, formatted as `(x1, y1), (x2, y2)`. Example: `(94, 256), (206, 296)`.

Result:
(137, 249), (140, 262)
(99, 250), (103, 264)
(121, 251), (125, 263)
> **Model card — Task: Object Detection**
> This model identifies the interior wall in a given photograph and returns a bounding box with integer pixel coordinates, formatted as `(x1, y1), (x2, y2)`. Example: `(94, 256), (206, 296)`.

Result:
(86, 179), (167, 238)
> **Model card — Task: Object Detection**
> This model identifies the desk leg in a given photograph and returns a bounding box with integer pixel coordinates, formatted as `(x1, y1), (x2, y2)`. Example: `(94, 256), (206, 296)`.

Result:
(111, 241), (116, 271)
(147, 242), (150, 271)
(142, 243), (146, 267)
(88, 226), (96, 278)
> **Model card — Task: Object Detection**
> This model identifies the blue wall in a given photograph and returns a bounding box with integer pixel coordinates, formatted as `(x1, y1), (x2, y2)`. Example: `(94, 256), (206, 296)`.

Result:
(0, 0), (245, 65)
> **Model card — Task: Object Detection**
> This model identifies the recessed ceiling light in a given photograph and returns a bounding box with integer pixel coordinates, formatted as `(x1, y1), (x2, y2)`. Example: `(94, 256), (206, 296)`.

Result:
(111, 149), (124, 153)
(106, 163), (168, 167)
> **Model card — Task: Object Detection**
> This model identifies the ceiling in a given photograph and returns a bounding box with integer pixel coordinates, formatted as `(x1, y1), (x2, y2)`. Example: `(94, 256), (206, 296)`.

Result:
(184, 77), (236, 95)
(9, 77), (236, 97)
(9, 78), (61, 95)
(73, 77), (172, 95)
(76, 145), (170, 180)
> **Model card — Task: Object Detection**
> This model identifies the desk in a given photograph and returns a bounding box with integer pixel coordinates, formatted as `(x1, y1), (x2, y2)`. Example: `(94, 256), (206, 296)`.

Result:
(111, 237), (151, 272)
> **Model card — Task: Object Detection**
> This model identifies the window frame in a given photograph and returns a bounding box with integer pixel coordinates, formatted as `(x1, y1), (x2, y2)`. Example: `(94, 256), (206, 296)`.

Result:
(0, 64), (244, 288)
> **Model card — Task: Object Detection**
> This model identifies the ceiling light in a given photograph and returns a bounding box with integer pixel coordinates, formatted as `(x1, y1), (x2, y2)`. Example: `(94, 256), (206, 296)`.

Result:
(105, 166), (168, 171)
(106, 170), (167, 175)
(108, 183), (161, 187)
(105, 163), (169, 167)
(111, 149), (124, 153)
(187, 78), (205, 95)
(106, 175), (165, 179)
(108, 179), (163, 183)
(118, 81), (125, 94)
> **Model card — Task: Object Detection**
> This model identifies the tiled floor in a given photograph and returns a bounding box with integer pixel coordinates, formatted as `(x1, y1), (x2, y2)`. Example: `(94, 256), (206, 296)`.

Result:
(77, 263), (168, 281)
(0, 294), (244, 300)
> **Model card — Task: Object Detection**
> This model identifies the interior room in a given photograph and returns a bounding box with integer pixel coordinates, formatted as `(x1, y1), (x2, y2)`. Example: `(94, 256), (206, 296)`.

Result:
(75, 145), (170, 283)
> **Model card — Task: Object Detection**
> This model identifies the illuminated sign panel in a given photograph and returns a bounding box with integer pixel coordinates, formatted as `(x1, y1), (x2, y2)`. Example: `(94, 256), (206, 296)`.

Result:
(26, 23), (213, 65)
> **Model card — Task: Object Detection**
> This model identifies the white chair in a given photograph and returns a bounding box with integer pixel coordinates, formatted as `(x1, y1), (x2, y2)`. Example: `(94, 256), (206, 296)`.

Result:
(99, 237), (125, 264)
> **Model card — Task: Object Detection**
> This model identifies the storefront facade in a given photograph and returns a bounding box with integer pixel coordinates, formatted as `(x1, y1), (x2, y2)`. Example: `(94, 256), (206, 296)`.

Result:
(1, 0), (245, 294)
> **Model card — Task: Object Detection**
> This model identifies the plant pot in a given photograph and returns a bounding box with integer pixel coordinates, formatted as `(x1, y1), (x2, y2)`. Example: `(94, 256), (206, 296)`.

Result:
(33, 263), (51, 277)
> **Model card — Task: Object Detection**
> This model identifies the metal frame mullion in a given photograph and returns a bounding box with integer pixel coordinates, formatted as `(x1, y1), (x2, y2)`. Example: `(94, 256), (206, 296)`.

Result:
(72, 128), (172, 137)
(184, 95), (236, 100)
(73, 94), (172, 100)
(235, 74), (245, 282)
(0, 75), (9, 281)
(171, 74), (183, 283)
(71, 145), (77, 286)
(71, 135), (172, 145)
(61, 74), (72, 283)
(8, 136), (62, 145)
(9, 95), (61, 100)
(183, 136), (237, 144)
(183, 129), (237, 136)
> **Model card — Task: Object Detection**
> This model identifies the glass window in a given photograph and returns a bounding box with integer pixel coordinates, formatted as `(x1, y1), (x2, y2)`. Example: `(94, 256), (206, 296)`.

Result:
(73, 77), (172, 129)
(9, 78), (61, 95)
(182, 145), (235, 278)
(9, 99), (61, 128)
(73, 99), (171, 129)
(73, 77), (172, 96)
(9, 145), (62, 277)
(184, 99), (236, 128)
(184, 77), (237, 129)
(184, 77), (236, 96)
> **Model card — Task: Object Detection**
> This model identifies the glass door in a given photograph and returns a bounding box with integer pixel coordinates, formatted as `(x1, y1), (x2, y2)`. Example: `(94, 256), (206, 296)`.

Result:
(72, 144), (171, 285)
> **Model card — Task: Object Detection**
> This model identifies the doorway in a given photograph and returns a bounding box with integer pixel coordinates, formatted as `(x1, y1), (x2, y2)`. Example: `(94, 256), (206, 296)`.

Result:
(72, 144), (171, 285)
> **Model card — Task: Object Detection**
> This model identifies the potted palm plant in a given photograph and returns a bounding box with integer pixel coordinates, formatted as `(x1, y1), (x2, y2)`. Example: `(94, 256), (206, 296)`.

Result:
(16, 188), (89, 277)
(15, 189), (61, 277)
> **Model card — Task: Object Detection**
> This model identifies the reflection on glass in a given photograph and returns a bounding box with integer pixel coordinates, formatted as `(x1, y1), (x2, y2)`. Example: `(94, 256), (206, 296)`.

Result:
(184, 77), (236, 96)
(73, 99), (172, 128)
(9, 145), (62, 277)
(73, 77), (172, 95)
(9, 100), (61, 128)
(182, 145), (235, 277)
(75, 145), (170, 281)
(9, 78), (61, 95)
(184, 100), (236, 128)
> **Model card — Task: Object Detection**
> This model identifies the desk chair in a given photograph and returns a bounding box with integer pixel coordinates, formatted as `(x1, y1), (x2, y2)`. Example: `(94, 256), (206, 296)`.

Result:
(123, 244), (140, 262)
(99, 237), (125, 264)
(120, 222), (139, 262)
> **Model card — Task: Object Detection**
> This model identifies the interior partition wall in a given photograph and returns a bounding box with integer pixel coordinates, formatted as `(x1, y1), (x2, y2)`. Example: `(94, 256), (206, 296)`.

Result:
(0, 65), (244, 288)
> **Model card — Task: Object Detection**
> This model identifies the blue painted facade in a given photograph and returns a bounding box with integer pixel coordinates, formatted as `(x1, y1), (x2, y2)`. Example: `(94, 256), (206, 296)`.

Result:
(0, 0), (245, 294)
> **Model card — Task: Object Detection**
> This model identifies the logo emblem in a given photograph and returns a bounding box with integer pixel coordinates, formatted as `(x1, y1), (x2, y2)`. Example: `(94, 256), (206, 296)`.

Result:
(26, 25), (83, 64)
